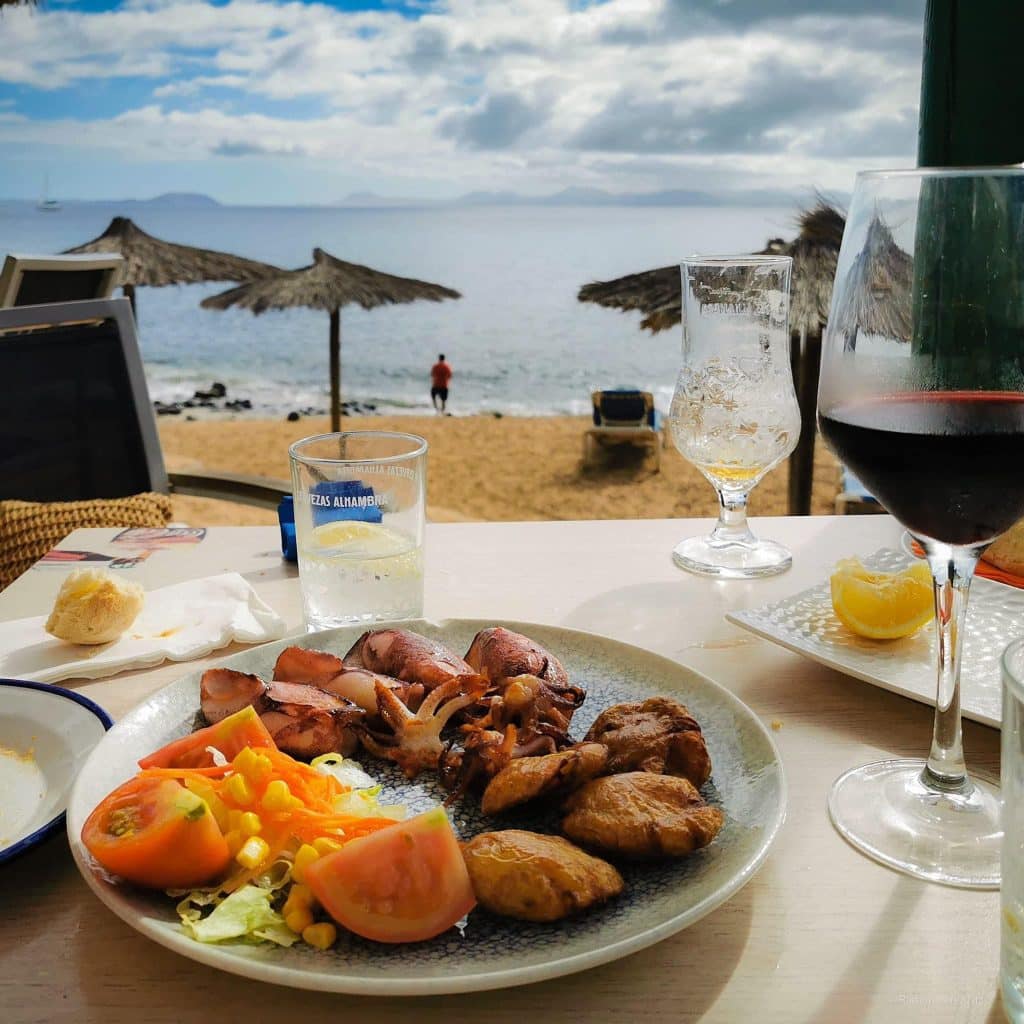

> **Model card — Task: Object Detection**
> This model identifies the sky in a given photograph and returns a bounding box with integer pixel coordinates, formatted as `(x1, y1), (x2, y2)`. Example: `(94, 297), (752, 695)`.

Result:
(0, 0), (927, 204)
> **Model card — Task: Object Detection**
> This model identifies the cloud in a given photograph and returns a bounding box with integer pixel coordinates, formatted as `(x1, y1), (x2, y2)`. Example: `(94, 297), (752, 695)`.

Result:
(212, 138), (308, 156)
(441, 91), (545, 148)
(0, 0), (927, 200)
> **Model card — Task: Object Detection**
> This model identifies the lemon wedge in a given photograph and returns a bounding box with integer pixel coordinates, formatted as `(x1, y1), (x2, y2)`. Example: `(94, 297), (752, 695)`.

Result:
(310, 520), (411, 557)
(829, 558), (934, 640)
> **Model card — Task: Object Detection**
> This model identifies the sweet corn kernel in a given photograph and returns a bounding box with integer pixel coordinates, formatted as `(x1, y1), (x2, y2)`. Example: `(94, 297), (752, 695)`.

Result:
(236, 835), (270, 870)
(232, 746), (257, 774)
(283, 884), (315, 914)
(184, 776), (214, 800)
(285, 907), (315, 934)
(224, 829), (245, 857)
(302, 923), (337, 950)
(261, 779), (293, 812)
(291, 844), (320, 884)
(232, 747), (271, 783)
(312, 837), (343, 857)
(239, 812), (262, 836)
(225, 773), (255, 807)
(207, 796), (231, 831)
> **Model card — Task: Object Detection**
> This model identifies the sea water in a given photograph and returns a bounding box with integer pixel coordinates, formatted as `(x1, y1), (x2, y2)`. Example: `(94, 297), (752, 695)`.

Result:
(0, 200), (795, 418)
(297, 521), (423, 628)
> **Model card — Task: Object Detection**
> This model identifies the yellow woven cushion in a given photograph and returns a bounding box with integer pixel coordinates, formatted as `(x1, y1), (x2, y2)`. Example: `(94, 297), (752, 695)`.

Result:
(0, 493), (173, 591)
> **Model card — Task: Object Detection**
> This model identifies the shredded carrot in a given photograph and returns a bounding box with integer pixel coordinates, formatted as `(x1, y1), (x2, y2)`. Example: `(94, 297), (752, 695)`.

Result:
(138, 764), (234, 780)
(135, 746), (396, 872)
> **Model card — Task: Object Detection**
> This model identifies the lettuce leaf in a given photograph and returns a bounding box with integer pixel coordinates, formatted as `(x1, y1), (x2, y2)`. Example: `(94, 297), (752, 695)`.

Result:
(178, 885), (297, 946)
(311, 754), (406, 820)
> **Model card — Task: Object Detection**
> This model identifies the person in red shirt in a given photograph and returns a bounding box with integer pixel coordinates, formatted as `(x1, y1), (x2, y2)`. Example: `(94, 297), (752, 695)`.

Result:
(430, 354), (452, 413)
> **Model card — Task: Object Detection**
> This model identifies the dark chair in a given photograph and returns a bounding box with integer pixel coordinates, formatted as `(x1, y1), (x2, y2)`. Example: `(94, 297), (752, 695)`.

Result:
(583, 389), (661, 470)
(0, 297), (289, 509)
(0, 253), (124, 308)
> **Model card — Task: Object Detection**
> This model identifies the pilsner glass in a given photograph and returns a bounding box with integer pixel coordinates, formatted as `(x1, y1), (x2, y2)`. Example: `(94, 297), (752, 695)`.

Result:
(668, 255), (800, 578)
(817, 167), (1024, 888)
(290, 431), (427, 630)
(1003, 638), (1024, 1021)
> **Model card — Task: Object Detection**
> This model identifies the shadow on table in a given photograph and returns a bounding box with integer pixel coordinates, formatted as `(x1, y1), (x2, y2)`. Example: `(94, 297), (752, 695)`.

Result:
(562, 580), (999, 772)
(67, 877), (758, 1022)
(563, 580), (762, 655)
(803, 877), (922, 1023)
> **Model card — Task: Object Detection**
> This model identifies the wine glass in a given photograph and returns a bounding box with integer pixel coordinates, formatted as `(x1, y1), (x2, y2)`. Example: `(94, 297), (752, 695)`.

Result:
(669, 255), (801, 578)
(817, 167), (1024, 888)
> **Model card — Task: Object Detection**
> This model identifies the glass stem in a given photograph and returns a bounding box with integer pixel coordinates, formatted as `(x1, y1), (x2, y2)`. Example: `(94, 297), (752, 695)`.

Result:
(710, 489), (756, 546)
(921, 543), (980, 791)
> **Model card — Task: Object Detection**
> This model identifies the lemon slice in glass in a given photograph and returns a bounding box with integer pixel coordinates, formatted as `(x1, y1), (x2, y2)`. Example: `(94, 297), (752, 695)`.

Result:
(310, 520), (411, 557)
(829, 558), (934, 640)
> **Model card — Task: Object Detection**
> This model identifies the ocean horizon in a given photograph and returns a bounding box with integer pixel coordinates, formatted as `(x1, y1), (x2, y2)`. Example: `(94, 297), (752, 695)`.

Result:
(1, 200), (799, 419)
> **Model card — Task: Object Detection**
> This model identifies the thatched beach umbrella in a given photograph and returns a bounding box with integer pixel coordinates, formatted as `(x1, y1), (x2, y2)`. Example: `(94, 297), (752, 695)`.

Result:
(578, 200), (844, 337)
(201, 247), (461, 430)
(64, 216), (278, 316)
(831, 214), (914, 350)
(577, 200), (847, 514)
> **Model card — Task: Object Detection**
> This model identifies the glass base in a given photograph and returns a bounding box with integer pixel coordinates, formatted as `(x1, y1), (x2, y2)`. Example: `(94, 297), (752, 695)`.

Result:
(828, 758), (1001, 889)
(671, 534), (792, 579)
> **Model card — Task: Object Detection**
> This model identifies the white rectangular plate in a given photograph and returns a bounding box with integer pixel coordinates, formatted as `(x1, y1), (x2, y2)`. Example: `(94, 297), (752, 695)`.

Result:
(726, 548), (1024, 730)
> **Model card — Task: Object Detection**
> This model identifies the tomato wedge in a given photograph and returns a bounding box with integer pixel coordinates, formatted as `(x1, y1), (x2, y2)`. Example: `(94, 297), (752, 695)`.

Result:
(305, 807), (476, 943)
(82, 777), (231, 889)
(138, 705), (276, 770)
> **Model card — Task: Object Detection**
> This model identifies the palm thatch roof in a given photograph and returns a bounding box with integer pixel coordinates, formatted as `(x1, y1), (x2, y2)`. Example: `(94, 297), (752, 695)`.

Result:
(200, 247), (461, 314)
(831, 214), (914, 347)
(64, 216), (278, 288)
(201, 247), (461, 430)
(578, 200), (846, 337)
(0, 0), (35, 7)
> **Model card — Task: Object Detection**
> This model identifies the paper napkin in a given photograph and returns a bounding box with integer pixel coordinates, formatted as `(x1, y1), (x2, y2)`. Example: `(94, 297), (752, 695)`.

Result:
(0, 573), (287, 684)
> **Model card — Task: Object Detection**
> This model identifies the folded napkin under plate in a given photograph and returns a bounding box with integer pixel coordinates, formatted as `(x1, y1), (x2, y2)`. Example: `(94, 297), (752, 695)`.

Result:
(0, 573), (286, 684)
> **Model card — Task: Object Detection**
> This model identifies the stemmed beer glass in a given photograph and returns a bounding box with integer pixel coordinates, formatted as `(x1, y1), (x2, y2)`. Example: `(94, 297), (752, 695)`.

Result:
(818, 167), (1024, 888)
(669, 255), (801, 578)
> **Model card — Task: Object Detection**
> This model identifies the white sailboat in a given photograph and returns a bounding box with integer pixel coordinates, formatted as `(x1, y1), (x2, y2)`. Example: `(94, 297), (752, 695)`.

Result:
(37, 175), (61, 212)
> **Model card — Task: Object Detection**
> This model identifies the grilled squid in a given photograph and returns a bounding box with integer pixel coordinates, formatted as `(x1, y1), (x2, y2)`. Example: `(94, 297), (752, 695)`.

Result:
(361, 674), (489, 779)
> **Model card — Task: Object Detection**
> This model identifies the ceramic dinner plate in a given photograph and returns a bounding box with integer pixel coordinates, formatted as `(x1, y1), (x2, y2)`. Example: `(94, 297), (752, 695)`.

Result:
(67, 619), (785, 996)
(0, 679), (112, 864)
(727, 548), (1024, 730)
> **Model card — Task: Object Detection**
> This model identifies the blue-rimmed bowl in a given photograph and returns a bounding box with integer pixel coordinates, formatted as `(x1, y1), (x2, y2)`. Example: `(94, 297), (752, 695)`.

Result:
(0, 679), (112, 864)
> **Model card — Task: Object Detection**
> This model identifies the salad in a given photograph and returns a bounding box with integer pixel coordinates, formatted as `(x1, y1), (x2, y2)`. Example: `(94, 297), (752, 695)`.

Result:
(81, 706), (476, 949)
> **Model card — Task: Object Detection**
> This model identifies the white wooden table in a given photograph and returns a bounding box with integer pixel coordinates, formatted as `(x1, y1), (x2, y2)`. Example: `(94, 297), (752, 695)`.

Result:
(0, 517), (1006, 1023)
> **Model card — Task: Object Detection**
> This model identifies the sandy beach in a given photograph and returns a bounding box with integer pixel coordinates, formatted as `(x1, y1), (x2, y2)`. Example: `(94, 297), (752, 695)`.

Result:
(159, 414), (843, 526)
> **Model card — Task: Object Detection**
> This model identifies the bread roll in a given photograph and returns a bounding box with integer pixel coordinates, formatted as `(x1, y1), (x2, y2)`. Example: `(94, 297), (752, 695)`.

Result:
(983, 519), (1024, 577)
(45, 569), (145, 645)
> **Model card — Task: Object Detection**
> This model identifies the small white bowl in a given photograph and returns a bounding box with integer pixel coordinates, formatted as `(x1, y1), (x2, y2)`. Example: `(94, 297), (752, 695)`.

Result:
(0, 679), (112, 864)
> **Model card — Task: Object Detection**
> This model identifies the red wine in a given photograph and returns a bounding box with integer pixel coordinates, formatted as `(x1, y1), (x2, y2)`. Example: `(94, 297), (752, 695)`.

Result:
(819, 392), (1024, 545)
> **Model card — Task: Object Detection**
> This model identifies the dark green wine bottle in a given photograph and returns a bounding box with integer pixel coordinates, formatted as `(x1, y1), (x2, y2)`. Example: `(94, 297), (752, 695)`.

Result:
(918, 0), (1024, 167)
(912, 1), (1024, 384)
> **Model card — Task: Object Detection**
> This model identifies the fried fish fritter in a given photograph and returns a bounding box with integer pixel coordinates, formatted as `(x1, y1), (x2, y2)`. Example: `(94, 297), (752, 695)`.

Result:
(562, 772), (724, 859)
(461, 830), (624, 922)
(480, 742), (609, 815)
(583, 696), (712, 787)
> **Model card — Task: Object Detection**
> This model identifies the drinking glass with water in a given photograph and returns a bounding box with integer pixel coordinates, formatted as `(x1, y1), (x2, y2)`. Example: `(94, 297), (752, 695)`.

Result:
(1003, 638), (1024, 1021)
(289, 432), (427, 629)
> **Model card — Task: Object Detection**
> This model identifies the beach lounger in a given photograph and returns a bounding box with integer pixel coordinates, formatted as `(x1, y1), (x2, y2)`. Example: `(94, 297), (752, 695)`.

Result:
(583, 389), (661, 471)
(834, 469), (888, 515)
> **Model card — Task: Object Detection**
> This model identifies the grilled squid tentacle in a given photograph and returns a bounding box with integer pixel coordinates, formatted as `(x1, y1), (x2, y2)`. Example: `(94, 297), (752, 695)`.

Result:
(360, 674), (489, 779)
